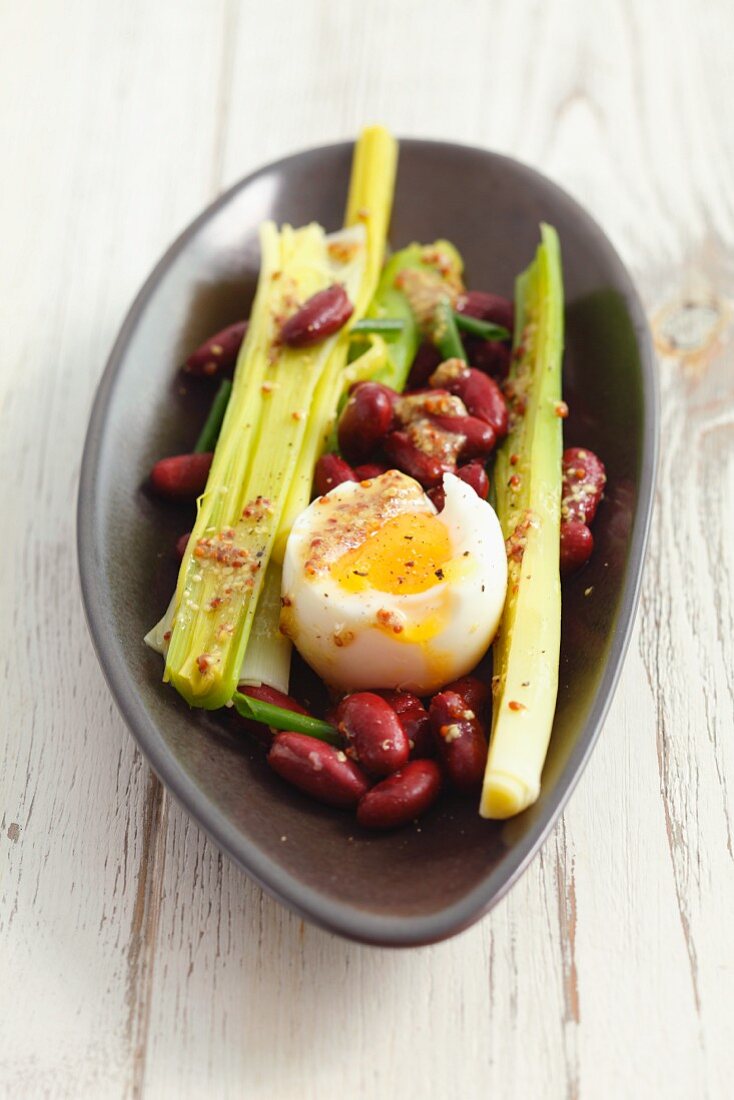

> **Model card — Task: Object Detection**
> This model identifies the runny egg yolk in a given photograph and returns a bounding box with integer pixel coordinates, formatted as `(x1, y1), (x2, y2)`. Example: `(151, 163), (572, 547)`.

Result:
(330, 511), (451, 596)
(281, 470), (508, 694)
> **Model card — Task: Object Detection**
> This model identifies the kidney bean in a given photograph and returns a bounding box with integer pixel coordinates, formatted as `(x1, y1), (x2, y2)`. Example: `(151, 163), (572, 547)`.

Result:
(150, 452), (213, 498)
(234, 684), (310, 744)
(430, 362), (508, 439)
(241, 683), (309, 715)
(280, 284), (354, 347)
(175, 531), (191, 559)
(348, 378), (398, 404)
(378, 691), (434, 758)
(466, 338), (512, 380)
(560, 520), (594, 575)
(428, 414), (496, 459)
(407, 342), (442, 389)
(456, 370), (508, 438)
(456, 461), (490, 499)
(338, 382), (396, 463)
(336, 692), (410, 777)
(400, 387), (464, 415)
(454, 295), (513, 380)
(268, 733), (369, 808)
(425, 460), (490, 511)
(429, 690), (488, 793)
(182, 320), (248, 376)
(353, 462), (388, 481)
(383, 431), (447, 488)
(427, 484), (446, 511)
(442, 676), (490, 718)
(323, 702), (340, 730)
(313, 453), (356, 497)
(456, 290), (514, 333)
(356, 760), (442, 830)
(562, 447), (607, 525)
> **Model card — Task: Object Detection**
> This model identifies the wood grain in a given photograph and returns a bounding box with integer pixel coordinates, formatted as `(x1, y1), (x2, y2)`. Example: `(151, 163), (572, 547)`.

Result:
(2, 0), (733, 1097)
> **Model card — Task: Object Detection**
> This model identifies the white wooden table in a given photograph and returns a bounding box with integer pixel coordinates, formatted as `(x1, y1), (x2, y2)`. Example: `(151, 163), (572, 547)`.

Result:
(3, 1), (733, 1096)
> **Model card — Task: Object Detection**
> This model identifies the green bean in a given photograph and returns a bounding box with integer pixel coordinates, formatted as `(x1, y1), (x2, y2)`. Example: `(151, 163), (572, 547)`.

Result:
(193, 379), (232, 454)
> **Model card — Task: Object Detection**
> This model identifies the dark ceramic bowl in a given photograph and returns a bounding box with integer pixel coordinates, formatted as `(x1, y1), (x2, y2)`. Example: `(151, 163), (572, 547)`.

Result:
(78, 140), (657, 946)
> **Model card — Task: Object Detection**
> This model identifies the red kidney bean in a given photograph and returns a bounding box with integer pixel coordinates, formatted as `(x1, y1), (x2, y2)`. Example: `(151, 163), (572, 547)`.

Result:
(456, 290), (514, 333)
(407, 342), (443, 389)
(442, 676), (490, 718)
(268, 733), (369, 808)
(378, 691), (434, 758)
(429, 690), (488, 793)
(427, 484), (446, 511)
(150, 452), (213, 498)
(428, 461), (489, 511)
(280, 284), (354, 347)
(323, 702), (340, 730)
(356, 760), (442, 829)
(562, 447), (607, 525)
(313, 453), (356, 497)
(428, 414), (496, 459)
(336, 692), (410, 777)
(241, 683), (309, 715)
(454, 294), (514, 381)
(400, 387), (462, 416)
(234, 684), (310, 745)
(467, 338), (513, 380)
(182, 320), (248, 376)
(348, 378), (398, 404)
(383, 431), (447, 488)
(338, 382), (396, 463)
(430, 362), (508, 439)
(456, 461), (490, 499)
(175, 531), (191, 559)
(560, 520), (594, 575)
(456, 370), (508, 438)
(353, 462), (388, 481)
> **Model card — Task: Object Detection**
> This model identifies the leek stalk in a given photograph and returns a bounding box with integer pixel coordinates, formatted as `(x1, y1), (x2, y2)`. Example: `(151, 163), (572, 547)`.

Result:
(480, 224), (564, 819)
(163, 127), (398, 709)
(164, 222), (368, 708)
(272, 126), (398, 561)
(365, 240), (464, 390)
(351, 317), (404, 337)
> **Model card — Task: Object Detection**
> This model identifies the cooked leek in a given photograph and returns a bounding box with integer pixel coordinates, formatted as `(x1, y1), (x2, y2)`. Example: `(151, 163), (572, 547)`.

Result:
(163, 127), (398, 709)
(480, 224), (564, 819)
(164, 222), (368, 708)
(237, 560), (291, 693)
(344, 124), (398, 315)
(351, 318), (404, 336)
(365, 240), (464, 390)
(272, 126), (398, 561)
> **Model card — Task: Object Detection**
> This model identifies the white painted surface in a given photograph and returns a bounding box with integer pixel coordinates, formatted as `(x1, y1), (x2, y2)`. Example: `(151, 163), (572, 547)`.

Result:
(2, 0), (733, 1096)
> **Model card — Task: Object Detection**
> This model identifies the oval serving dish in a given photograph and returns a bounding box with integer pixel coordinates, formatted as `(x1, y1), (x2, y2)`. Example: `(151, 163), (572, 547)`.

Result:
(78, 140), (657, 946)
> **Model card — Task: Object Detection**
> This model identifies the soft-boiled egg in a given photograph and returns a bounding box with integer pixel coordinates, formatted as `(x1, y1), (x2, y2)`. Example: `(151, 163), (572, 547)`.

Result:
(280, 469), (507, 694)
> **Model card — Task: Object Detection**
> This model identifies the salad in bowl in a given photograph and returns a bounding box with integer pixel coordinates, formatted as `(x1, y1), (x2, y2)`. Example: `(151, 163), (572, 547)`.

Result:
(143, 126), (606, 830)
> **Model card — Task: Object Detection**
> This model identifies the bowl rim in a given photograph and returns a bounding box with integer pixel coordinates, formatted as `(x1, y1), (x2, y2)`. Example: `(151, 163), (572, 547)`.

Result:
(77, 137), (658, 947)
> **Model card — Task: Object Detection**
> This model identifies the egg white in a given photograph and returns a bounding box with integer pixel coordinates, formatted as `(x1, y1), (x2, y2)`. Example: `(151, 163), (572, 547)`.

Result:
(281, 472), (508, 694)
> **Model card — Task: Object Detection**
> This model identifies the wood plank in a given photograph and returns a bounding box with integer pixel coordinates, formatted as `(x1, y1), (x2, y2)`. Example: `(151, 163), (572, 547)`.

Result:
(0, 1), (226, 1095)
